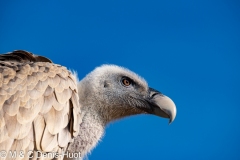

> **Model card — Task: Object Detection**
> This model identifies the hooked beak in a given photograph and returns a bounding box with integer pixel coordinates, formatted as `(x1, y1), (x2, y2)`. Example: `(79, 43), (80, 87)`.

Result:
(146, 88), (177, 124)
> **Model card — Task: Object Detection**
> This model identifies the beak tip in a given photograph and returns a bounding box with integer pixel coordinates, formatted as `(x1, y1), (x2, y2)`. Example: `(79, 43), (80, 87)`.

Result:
(168, 115), (175, 124)
(169, 119), (173, 124)
(167, 99), (177, 124)
(153, 95), (177, 124)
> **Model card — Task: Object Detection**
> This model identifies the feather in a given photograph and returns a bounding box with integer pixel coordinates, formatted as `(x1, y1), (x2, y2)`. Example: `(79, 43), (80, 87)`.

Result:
(20, 95), (30, 107)
(17, 97), (43, 124)
(20, 91), (29, 102)
(41, 94), (55, 114)
(20, 101), (27, 108)
(0, 73), (2, 87)
(0, 89), (7, 95)
(58, 127), (71, 147)
(28, 75), (38, 86)
(57, 68), (68, 78)
(18, 89), (27, 98)
(71, 93), (81, 137)
(47, 71), (56, 78)
(3, 68), (15, 84)
(1, 83), (9, 91)
(0, 126), (8, 143)
(27, 125), (34, 141)
(13, 90), (21, 101)
(16, 73), (27, 80)
(55, 66), (62, 74)
(48, 75), (60, 88)
(52, 94), (66, 111)
(39, 75), (49, 82)
(19, 78), (28, 90)
(68, 71), (78, 81)
(33, 115), (45, 151)
(43, 86), (54, 96)
(27, 83), (37, 90)
(37, 72), (48, 82)
(42, 62), (52, 68)
(0, 94), (7, 108)
(73, 98), (80, 137)
(0, 110), (5, 128)
(41, 127), (58, 152)
(4, 114), (21, 138)
(4, 114), (32, 139)
(60, 100), (70, 129)
(14, 77), (23, 85)
(35, 80), (48, 92)
(10, 137), (31, 154)
(39, 66), (45, 72)
(0, 138), (14, 153)
(55, 88), (72, 104)
(44, 107), (64, 135)
(28, 88), (43, 99)
(31, 64), (39, 73)
(6, 86), (18, 95)
(7, 77), (19, 89)
(19, 64), (31, 75)
(3, 97), (20, 116)
(62, 113), (69, 129)
(55, 81), (65, 93)
(71, 92), (79, 111)
(17, 122), (32, 139)
(68, 78), (77, 91)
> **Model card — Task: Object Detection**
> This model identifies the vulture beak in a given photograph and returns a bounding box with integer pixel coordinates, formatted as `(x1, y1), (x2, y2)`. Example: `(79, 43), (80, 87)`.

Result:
(146, 88), (177, 124)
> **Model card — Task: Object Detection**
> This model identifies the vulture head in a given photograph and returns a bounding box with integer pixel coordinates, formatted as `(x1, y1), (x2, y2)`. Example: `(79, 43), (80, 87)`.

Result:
(78, 65), (176, 124)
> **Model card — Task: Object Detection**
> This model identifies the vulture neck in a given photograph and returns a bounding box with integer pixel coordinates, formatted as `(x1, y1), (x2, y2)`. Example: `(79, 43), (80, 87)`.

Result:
(68, 97), (140, 157)
(68, 107), (105, 157)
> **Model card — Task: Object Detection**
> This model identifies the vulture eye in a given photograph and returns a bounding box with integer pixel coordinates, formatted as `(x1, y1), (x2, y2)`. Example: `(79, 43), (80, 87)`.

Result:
(121, 77), (132, 87)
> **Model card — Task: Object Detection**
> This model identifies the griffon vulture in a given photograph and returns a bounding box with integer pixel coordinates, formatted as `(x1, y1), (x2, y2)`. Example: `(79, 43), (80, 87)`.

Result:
(0, 50), (176, 160)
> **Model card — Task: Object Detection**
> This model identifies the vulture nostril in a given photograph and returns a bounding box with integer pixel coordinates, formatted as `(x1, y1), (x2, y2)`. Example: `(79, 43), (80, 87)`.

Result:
(151, 92), (159, 98)
(149, 90), (164, 99)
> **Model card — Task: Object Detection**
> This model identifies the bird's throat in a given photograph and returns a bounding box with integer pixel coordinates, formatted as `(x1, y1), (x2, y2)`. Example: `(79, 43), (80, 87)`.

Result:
(67, 109), (105, 158)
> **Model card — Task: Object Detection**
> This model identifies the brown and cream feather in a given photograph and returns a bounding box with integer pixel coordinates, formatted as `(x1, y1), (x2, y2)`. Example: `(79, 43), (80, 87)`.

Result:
(0, 50), (81, 160)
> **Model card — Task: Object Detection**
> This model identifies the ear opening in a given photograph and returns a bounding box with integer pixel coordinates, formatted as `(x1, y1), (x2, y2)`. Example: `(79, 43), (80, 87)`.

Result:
(104, 81), (109, 88)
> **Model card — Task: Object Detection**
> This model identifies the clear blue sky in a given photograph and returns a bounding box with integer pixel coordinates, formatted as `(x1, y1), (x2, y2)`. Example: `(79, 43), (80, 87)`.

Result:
(0, 0), (239, 160)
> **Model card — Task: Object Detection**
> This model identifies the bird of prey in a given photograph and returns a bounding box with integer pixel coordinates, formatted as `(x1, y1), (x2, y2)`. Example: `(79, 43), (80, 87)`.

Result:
(0, 50), (176, 160)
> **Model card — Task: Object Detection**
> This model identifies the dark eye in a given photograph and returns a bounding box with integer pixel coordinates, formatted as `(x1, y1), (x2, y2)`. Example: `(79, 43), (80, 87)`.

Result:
(121, 77), (132, 87)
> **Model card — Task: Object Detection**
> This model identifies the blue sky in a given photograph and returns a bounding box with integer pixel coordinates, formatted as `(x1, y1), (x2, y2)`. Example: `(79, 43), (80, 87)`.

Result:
(0, 0), (239, 160)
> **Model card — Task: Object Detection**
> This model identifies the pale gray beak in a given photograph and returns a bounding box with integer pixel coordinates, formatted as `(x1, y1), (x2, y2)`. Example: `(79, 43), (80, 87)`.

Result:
(148, 88), (177, 124)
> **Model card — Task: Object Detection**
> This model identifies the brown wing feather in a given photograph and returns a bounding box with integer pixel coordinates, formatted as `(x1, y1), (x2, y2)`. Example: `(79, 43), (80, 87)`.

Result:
(0, 50), (52, 63)
(0, 51), (81, 160)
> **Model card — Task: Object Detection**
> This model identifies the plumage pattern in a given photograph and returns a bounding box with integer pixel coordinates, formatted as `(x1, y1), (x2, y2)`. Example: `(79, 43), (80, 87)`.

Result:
(0, 50), (81, 160)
